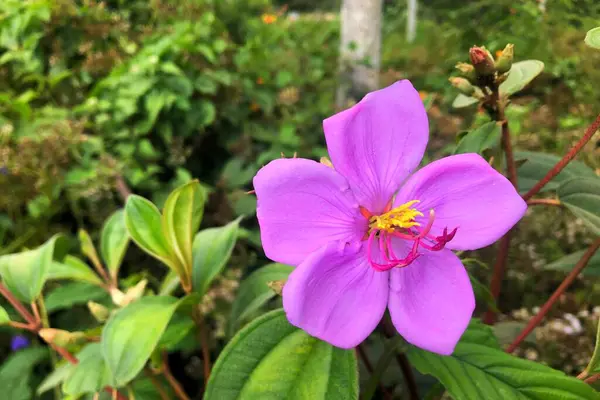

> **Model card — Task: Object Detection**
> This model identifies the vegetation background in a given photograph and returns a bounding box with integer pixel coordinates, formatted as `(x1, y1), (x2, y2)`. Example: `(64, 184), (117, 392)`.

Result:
(1, 0), (600, 398)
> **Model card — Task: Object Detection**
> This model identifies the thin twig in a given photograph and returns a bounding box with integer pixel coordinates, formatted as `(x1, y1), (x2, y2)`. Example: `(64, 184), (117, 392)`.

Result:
(31, 301), (41, 323)
(527, 198), (562, 207)
(484, 89), (517, 325)
(395, 352), (420, 400)
(115, 175), (132, 202)
(523, 113), (600, 201)
(585, 373), (600, 385)
(507, 238), (600, 353)
(0, 282), (126, 400)
(0, 282), (37, 325)
(356, 344), (391, 399)
(483, 231), (511, 325)
(8, 321), (35, 330)
(382, 319), (420, 400)
(161, 351), (190, 400)
(193, 309), (212, 385)
(145, 368), (170, 400)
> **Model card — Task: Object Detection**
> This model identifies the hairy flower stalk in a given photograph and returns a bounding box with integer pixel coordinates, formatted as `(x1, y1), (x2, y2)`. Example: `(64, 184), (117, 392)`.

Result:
(253, 80), (526, 355)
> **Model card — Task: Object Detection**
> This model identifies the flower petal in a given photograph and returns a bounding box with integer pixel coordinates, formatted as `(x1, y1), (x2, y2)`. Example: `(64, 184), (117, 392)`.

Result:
(323, 80), (429, 213)
(283, 241), (389, 348)
(254, 158), (366, 266)
(395, 153), (527, 250)
(388, 247), (474, 355)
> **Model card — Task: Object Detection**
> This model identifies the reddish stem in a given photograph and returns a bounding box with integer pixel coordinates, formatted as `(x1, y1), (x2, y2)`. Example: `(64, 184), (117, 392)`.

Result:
(527, 198), (562, 207)
(506, 238), (600, 353)
(162, 351), (190, 400)
(523, 113), (600, 201)
(585, 374), (600, 385)
(484, 92), (517, 325)
(483, 231), (512, 325)
(0, 282), (37, 325)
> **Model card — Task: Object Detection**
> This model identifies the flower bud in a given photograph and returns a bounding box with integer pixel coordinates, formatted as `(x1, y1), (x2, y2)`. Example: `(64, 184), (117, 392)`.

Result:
(455, 62), (477, 83)
(495, 44), (514, 74)
(469, 46), (496, 76)
(449, 77), (476, 96)
(39, 328), (86, 347)
(88, 301), (109, 322)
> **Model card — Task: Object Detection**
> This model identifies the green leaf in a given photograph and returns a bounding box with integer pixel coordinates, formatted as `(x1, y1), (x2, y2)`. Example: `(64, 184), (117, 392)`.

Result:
(205, 309), (358, 400)
(585, 27), (600, 49)
(468, 272), (498, 313)
(162, 181), (206, 277)
(228, 263), (293, 336)
(454, 122), (501, 155)
(37, 363), (74, 395)
(63, 343), (112, 396)
(545, 249), (600, 276)
(192, 217), (242, 295)
(101, 210), (130, 281)
(102, 295), (180, 387)
(45, 282), (108, 313)
(0, 234), (67, 302)
(0, 304), (10, 324)
(47, 256), (104, 285)
(0, 347), (48, 400)
(452, 94), (478, 109)
(558, 177), (600, 235)
(79, 229), (103, 269)
(514, 151), (596, 194)
(493, 321), (536, 346)
(585, 318), (600, 375)
(124, 195), (176, 271)
(499, 60), (545, 97)
(407, 320), (598, 400)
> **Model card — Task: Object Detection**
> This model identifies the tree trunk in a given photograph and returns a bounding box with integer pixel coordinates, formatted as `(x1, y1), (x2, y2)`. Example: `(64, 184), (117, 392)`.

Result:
(336, 0), (383, 108)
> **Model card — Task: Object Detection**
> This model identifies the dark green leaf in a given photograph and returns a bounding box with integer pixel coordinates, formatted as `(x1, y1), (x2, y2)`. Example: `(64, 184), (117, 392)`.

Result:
(228, 263), (293, 336)
(514, 151), (596, 194)
(0, 347), (48, 400)
(558, 177), (600, 235)
(45, 282), (108, 313)
(545, 249), (600, 276)
(206, 309), (359, 400)
(407, 321), (598, 400)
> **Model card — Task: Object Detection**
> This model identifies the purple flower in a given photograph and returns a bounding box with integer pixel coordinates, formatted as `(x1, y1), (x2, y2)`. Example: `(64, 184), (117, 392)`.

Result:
(10, 335), (30, 352)
(253, 80), (526, 355)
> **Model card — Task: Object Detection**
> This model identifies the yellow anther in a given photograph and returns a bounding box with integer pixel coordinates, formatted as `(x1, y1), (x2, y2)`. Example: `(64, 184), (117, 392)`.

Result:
(368, 200), (423, 233)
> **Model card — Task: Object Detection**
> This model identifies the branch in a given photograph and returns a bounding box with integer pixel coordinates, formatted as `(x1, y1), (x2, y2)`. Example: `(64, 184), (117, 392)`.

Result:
(162, 351), (190, 400)
(0, 282), (37, 325)
(484, 88), (517, 325)
(115, 175), (132, 202)
(506, 238), (600, 353)
(382, 319), (419, 400)
(356, 344), (391, 399)
(523, 113), (600, 201)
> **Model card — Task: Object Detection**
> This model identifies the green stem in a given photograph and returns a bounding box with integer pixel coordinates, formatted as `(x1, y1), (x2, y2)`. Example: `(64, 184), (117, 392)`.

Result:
(38, 296), (61, 400)
(362, 337), (405, 400)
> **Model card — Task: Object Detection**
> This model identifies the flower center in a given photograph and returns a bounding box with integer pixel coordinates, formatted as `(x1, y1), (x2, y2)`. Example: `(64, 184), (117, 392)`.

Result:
(360, 200), (457, 272)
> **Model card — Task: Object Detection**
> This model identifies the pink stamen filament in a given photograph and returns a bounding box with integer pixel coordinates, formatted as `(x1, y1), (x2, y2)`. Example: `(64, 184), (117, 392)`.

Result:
(366, 208), (457, 271)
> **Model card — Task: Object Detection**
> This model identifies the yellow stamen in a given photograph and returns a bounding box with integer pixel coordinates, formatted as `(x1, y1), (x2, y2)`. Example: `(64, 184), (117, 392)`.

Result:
(368, 200), (423, 233)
